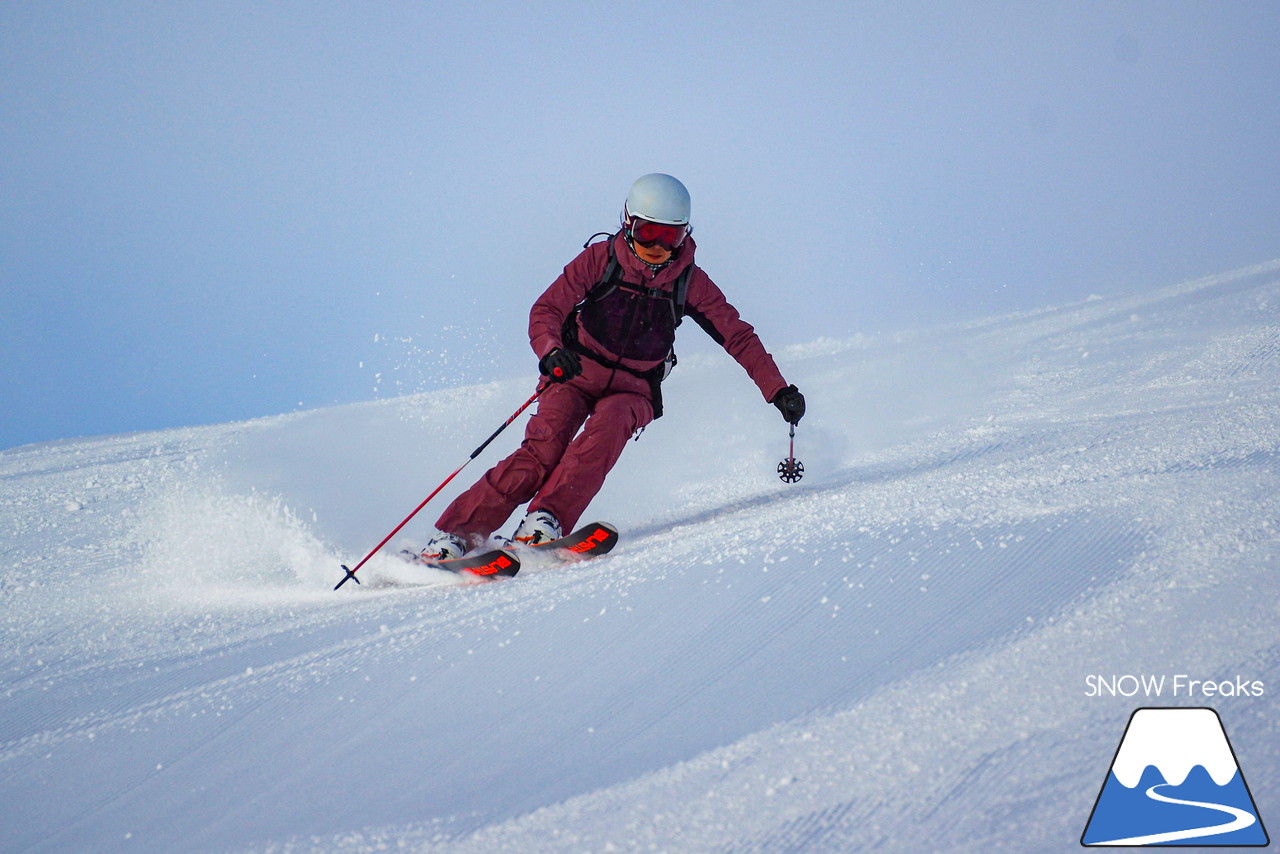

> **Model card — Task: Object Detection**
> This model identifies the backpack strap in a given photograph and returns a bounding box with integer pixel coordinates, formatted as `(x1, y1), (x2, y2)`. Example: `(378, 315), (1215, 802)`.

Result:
(561, 237), (622, 349)
(586, 237), (623, 302)
(671, 264), (692, 326)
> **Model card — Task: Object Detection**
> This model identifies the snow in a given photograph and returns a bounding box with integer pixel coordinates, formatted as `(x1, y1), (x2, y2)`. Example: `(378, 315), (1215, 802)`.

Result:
(1111, 709), (1239, 788)
(3, 260), (1279, 852)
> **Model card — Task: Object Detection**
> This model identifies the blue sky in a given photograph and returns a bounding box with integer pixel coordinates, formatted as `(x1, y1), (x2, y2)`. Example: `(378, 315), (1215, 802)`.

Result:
(2, 1), (1278, 450)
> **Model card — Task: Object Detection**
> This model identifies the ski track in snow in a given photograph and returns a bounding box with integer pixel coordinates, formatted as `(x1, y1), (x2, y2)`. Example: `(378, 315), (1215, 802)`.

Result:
(2, 260), (1278, 852)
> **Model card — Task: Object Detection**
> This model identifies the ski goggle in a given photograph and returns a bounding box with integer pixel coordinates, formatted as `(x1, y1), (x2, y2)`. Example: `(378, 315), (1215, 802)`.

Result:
(628, 217), (689, 251)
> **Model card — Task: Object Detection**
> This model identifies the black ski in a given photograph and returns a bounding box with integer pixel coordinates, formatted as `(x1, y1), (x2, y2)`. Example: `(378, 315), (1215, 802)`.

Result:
(407, 547), (521, 578)
(524, 521), (619, 559)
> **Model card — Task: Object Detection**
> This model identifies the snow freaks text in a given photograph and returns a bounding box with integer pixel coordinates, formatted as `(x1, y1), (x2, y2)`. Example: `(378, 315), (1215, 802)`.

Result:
(1084, 674), (1265, 699)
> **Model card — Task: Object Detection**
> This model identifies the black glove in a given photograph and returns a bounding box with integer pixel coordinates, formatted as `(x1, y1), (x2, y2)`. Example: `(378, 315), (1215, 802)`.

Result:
(539, 347), (582, 383)
(771, 384), (805, 424)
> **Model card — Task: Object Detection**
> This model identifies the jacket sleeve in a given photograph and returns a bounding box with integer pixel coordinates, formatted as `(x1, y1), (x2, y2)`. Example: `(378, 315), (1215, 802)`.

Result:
(528, 243), (607, 359)
(684, 268), (789, 402)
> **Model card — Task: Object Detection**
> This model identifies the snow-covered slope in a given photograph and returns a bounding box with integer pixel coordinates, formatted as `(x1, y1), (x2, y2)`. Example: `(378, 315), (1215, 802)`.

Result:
(2, 261), (1278, 853)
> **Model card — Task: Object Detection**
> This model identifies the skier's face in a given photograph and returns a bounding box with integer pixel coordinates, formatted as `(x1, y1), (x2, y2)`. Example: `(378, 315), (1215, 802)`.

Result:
(626, 216), (686, 267)
(633, 241), (672, 265)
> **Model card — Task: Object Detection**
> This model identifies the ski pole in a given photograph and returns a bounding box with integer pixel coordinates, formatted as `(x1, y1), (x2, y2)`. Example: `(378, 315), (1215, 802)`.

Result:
(334, 381), (549, 590)
(777, 422), (804, 483)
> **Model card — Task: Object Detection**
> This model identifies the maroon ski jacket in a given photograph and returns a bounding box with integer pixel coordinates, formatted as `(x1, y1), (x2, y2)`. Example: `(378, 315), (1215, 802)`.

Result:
(529, 232), (789, 404)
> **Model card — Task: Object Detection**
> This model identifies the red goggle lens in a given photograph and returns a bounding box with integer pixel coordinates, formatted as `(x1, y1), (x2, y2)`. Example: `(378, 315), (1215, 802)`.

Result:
(630, 219), (688, 250)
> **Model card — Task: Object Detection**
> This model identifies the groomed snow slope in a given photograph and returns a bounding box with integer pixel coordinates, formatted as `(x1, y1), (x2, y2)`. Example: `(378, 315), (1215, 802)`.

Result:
(2, 261), (1278, 853)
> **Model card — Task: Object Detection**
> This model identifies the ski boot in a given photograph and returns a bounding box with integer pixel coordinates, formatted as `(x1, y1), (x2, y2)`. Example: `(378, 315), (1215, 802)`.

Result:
(511, 510), (562, 546)
(419, 531), (468, 562)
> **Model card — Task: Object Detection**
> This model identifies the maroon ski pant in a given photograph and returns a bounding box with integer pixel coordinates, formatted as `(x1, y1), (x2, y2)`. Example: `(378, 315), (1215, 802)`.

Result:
(435, 359), (654, 542)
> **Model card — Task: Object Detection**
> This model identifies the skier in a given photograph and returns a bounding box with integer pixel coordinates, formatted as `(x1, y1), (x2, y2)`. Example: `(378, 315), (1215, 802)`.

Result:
(422, 173), (806, 559)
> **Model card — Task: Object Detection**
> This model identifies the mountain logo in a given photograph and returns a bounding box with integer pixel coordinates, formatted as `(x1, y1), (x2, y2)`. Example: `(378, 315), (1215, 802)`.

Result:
(1081, 707), (1269, 847)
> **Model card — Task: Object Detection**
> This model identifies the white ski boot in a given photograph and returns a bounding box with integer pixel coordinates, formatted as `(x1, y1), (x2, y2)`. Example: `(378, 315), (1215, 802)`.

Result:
(420, 531), (468, 562)
(511, 510), (562, 546)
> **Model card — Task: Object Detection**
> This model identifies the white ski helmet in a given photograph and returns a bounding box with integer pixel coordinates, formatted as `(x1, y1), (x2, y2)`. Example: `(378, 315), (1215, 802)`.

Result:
(622, 173), (691, 226)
